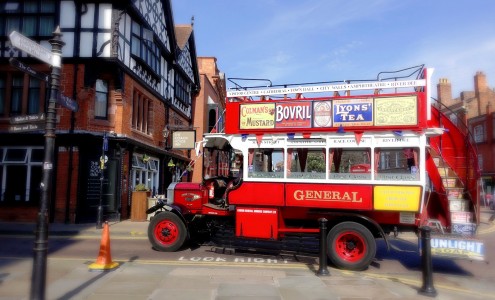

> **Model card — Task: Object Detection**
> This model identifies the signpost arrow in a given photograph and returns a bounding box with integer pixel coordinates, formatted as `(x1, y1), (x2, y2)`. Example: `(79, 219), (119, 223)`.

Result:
(10, 113), (46, 124)
(9, 58), (49, 82)
(9, 123), (45, 133)
(9, 31), (59, 67)
(57, 92), (79, 112)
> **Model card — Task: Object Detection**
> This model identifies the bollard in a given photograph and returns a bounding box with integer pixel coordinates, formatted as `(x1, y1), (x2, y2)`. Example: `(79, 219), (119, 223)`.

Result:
(418, 226), (437, 297)
(316, 218), (330, 276)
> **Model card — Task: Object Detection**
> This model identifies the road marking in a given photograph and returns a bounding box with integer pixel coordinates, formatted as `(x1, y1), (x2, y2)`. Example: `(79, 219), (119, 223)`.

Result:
(2, 255), (494, 297)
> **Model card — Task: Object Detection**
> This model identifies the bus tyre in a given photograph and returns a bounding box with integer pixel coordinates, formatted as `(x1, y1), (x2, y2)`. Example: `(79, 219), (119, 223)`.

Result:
(148, 212), (187, 252)
(327, 222), (376, 271)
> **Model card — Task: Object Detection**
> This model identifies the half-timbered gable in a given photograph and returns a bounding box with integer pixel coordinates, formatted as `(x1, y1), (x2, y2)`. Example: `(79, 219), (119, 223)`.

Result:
(173, 25), (200, 119)
(0, 0), (201, 223)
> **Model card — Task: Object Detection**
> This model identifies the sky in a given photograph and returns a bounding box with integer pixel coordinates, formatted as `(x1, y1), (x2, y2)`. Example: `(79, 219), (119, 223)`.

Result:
(172, 0), (495, 98)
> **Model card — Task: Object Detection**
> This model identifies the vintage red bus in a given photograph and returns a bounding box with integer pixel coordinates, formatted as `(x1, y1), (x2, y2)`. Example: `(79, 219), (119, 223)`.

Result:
(147, 66), (484, 270)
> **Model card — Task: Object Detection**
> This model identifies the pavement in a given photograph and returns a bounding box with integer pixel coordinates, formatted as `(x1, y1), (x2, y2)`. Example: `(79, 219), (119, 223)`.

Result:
(0, 208), (494, 300)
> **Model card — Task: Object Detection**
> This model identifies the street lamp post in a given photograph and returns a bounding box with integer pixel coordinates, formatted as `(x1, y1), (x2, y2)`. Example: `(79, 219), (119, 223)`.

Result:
(30, 27), (65, 300)
(96, 132), (108, 229)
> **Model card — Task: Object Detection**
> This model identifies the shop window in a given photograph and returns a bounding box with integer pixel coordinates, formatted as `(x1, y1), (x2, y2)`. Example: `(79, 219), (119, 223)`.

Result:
(0, 147), (43, 204)
(4, 148), (27, 163)
(131, 154), (159, 195)
(148, 160), (158, 171)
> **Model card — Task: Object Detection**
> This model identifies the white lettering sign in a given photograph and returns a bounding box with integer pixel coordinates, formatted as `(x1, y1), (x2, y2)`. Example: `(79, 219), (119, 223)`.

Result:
(227, 79), (426, 97)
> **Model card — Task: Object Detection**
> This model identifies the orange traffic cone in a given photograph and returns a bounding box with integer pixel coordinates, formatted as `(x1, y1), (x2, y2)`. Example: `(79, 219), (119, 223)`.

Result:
(88, 221), (119, 271)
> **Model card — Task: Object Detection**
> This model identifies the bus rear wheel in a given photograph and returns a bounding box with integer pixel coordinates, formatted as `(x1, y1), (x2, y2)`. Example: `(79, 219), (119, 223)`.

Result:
(148, 212), (187, 252)
(327, 221), (376, 271)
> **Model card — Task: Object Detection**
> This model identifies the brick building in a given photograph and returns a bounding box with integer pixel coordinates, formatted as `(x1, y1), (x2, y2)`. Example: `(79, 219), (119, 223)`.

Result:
(190, 57), (226, 183)
(0, 0), (200, 223)
(437, 72), (495, 197)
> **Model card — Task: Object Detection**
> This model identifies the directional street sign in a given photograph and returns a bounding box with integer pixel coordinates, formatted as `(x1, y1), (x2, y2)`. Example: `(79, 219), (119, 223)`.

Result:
(9, 31), (59, 67)
(57, 93), (79, 112)
(10, 113), (45, 124)
(9, 58), (49, 82)
(9, 123), (45, 133)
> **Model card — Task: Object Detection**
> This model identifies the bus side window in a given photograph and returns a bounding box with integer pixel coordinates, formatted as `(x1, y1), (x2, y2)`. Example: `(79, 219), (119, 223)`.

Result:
(287, 148), (325, 179)
(247, 148), (283, 179)
(329, 148), (371, 180)
(375, 147), (420, 181)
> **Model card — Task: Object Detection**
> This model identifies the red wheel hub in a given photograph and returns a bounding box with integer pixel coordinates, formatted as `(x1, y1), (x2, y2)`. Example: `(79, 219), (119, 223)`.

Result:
(335, 231), (366, 262)
(154, 220), (179, 245)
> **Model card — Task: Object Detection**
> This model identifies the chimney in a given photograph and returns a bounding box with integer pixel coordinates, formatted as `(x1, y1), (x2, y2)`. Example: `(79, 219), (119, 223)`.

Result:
(437, 78), (452, 106)
(474, 71), (487, 95)
(475, 71), (488, 116)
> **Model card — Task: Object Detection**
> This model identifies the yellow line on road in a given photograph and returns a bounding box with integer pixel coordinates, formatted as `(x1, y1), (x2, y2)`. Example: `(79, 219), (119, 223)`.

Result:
(40, 256), (310, 270)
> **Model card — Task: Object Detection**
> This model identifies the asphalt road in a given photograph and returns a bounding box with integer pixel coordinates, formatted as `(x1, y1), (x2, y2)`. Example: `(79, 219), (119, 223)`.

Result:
(0, 221), (492, 280)
(0, 208), (493, 299)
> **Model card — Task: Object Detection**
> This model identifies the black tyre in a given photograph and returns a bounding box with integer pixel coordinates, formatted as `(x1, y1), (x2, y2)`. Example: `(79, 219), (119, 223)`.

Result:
(148, 212), (187, 252)
(327, 221), (376, 271)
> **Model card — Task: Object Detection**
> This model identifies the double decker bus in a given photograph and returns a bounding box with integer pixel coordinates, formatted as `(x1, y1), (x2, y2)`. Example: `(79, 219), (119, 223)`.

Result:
(147, 66), (484, 270)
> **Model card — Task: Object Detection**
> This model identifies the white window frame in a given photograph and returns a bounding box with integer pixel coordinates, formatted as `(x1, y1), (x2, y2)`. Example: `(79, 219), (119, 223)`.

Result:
(473, 124), (484, 143)
(131, 154), (159, 195)
(0, 147), (43, 202)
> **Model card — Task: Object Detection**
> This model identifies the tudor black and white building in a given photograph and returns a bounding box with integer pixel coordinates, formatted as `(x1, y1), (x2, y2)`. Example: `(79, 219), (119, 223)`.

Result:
(0, 0), (200, 223)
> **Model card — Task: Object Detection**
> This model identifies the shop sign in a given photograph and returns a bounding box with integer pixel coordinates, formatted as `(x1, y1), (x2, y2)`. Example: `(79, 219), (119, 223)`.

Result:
(426, 236), (484, 261)
(172, 130), (196, 149)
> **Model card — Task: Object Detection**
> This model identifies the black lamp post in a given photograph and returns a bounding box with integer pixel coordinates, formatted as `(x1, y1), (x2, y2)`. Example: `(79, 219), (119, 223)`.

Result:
(30, 27), (64, 300)
(96, 132), (108, 229)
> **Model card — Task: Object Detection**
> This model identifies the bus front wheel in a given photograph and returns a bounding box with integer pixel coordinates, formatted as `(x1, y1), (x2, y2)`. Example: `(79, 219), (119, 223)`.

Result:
(327, 221), (376, 271)
(148, 212), (187, 252)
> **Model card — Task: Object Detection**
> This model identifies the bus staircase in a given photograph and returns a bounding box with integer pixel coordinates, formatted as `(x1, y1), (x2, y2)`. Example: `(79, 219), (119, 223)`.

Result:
(424, 105), (481, 237)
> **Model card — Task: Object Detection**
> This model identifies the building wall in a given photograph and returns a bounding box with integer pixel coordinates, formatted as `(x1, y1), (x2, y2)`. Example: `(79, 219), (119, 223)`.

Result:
(54, 147), (80, 223)
(191, 57), (226, 183)
(437, 71), (495, 195)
